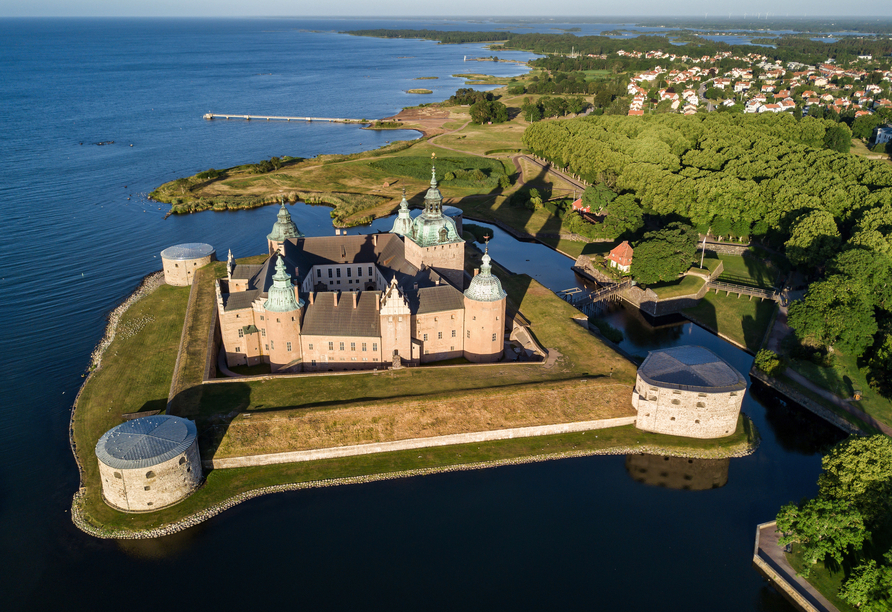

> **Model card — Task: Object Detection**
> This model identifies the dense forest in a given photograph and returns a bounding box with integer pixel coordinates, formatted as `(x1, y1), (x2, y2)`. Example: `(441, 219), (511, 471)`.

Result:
(341, 29), (512, 44)
(522, 113), (892, 395)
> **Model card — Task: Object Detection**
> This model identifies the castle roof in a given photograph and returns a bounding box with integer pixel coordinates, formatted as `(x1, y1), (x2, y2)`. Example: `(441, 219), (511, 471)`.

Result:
(161, 243), (214, 261)
(267, 201), (303, 243)
(95, 415), (197, 470)
(637, 346), (746, 393)
(263, 256), (303, 312)
(464, 247), (507, 303)
(406, 162), (463, 248)
(390, 190), (414, 237)
(301, 291), (382, 337)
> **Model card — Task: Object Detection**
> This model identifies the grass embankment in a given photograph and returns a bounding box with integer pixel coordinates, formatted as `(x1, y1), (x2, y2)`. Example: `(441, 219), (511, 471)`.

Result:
(649, 274), (705, 298)
(683, 292), (777, 352)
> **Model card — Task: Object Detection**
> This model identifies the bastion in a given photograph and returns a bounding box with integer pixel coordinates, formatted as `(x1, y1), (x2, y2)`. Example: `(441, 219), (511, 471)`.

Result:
(632, 346), (746, 439)
(95, 415), (203, 512)
(161, 242), (216, 286)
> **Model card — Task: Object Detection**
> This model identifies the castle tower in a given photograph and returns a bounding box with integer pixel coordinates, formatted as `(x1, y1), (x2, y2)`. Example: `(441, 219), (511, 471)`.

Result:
(463, 246), (507, 363)
(379, 277), (414, 366)
(262, 255), (305, 373)
(267, 200), (304, 255)
(390, 188), (414, 237)
(404, 157), (465, 287)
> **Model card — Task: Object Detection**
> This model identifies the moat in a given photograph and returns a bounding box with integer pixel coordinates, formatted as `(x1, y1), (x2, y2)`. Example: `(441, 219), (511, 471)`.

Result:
(2, 17), (851, 611)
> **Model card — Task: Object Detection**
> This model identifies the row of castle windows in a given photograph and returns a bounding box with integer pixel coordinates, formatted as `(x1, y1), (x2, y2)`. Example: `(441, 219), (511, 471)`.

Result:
(312, 342), (379, 352)
(319, 266), (375, 279)
(310, 358), (379, 366)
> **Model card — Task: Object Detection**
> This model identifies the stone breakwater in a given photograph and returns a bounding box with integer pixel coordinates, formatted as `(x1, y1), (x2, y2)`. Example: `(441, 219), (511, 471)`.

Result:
(71, 435), (758, 540)
(68, 271), (166, 532)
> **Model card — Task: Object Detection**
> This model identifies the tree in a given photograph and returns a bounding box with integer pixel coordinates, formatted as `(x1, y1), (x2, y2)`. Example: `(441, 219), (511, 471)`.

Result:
(581, 184), (616, 212)
(776, 498), (867, 576)
(785, 210), (841, 270)
(839, 559), (892, 612)
(787, 277), (878, 356)
(824, 123), (852, 154)
(631, 222), (698, 285)
(818, 435), (892, 526)
(852, 114), (885, 141)
(754, 349), (784, 376)
(604, 194), (644, 234)
(470, 100), (508, 124)
(866, 331), (892, 398)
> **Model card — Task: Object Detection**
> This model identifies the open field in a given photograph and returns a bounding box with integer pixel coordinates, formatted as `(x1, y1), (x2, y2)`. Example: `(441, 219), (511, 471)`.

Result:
(714, 252), (779, 288)
(649, 274), (705, 298)
(683, 292), (777, 352)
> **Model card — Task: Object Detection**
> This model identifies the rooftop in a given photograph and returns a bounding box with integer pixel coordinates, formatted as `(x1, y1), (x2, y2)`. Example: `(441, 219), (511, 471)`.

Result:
(637, 346), (746, 393)
(160, 243), (215, 261)
(95, 415), (197, 470)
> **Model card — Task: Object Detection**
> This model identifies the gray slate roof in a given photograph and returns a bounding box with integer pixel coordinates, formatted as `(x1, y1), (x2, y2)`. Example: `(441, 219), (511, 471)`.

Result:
(95, 415), (197, 470)
(637, 346), (746, 393)
(161, 243), (215, 261)
(302, 291), (382, 337)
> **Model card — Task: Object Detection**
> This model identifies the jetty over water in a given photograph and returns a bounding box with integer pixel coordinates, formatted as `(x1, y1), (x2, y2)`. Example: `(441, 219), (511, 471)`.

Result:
(203, 113), (368, 123)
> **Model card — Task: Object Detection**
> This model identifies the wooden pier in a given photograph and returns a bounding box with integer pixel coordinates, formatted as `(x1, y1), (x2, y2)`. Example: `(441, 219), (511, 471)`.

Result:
(203, 113), (368, 123)
(558, 280), (631, 316)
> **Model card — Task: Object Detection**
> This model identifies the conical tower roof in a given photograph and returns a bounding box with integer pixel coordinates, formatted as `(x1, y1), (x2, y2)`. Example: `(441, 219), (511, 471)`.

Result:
(263, 256), (303, 312)
(390, 188), (414, 237)
(464, 245), (506, 302)
(267, 200), (303, 242)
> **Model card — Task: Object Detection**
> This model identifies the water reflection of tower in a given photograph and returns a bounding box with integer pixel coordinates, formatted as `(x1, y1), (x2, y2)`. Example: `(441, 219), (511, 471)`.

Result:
(625, 454), (730, 491)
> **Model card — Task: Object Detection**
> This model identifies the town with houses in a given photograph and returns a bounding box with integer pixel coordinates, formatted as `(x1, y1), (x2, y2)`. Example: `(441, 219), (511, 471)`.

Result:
(617, 48), (892, 121)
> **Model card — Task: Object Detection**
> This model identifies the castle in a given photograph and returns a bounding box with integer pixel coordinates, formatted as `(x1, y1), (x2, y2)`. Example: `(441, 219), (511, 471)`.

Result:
(215, 162), (508, 372)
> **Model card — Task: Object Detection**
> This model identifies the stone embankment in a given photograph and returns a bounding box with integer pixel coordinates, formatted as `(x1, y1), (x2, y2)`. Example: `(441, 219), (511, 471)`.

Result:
(71, 433), (758, 540)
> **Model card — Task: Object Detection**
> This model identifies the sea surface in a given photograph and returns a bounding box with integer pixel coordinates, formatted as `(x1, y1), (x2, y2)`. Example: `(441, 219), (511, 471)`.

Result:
(0, 18), (845, 611)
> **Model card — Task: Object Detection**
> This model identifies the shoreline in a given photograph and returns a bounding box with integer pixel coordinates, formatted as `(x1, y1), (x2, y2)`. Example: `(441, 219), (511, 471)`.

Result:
(72, 434), (758, 540)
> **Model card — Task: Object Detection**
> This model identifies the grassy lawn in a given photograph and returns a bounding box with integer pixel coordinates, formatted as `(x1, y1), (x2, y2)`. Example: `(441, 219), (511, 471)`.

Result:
(787, 547), (856, 612)
(682, 291), (777, 352)
(649, 274), (705, 299)
(786, 350), (892, 428)
(715, 252), (779, 289)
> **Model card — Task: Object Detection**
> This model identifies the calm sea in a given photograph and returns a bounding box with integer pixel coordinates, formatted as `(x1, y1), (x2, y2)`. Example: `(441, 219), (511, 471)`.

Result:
(0, 18), (841, 610)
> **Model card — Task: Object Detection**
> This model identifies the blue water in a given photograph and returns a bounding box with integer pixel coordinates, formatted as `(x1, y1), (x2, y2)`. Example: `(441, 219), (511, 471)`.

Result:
(0, 18), (844, 611)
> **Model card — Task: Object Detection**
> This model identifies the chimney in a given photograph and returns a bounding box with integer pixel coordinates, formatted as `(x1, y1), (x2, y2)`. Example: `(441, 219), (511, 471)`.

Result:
(352, 291), (357, 309)
(372, 234), (378, 247)
(375, 293), (380, 311)
(435, 279), (440, 286)
(335, 229), (340, 236)
(474, 268), (479, 277)
(309, 292), (314, 305)
(334, 291), (338, 306)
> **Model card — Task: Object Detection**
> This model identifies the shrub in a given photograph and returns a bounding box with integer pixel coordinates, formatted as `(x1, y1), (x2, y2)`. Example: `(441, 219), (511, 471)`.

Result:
(754, 349), (785, 376)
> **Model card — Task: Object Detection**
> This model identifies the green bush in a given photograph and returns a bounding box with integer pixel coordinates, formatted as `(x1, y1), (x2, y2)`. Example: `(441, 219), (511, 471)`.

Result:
(754, 349), (785, 376)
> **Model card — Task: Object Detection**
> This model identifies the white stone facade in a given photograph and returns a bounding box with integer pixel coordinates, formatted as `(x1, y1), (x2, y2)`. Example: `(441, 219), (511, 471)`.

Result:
(632, 374), (743, 438)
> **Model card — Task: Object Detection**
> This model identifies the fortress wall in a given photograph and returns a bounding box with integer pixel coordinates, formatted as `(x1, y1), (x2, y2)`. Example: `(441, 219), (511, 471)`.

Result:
(415, 309), (464, 363)
(99, 441), (202, 512)
(463, 297), (506, 363)
(301, 335), (383, 371)
(163, 253), (214, 287)
(633, 374), (743, 438)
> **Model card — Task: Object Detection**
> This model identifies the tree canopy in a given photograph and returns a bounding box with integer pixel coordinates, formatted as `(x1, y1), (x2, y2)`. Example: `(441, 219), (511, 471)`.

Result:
(631, 222), (698, 284)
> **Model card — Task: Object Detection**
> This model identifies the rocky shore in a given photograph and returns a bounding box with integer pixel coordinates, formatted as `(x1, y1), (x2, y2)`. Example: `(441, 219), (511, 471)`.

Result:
(71, 432), (758, 540)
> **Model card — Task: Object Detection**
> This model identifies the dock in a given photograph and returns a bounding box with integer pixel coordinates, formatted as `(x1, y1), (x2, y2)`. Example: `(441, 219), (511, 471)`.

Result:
(203, 113), (368, 123)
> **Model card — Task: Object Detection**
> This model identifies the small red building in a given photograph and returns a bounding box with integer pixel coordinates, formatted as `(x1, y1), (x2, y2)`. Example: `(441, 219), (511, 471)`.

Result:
(571, 198), (590, 213)
(607, 241), (634, 273)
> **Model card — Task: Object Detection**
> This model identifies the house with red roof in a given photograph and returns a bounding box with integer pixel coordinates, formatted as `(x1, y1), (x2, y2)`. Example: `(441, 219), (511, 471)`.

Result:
(607, 241), (634, 273)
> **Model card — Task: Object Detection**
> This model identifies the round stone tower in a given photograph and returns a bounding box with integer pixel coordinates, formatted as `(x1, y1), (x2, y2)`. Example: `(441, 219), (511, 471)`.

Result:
(160, 243), (215, 286)
(262, 255), (304, 373)
(463, 246), (507, 363)
(95, 415), (202, 512)
(267, 200), (304, 255)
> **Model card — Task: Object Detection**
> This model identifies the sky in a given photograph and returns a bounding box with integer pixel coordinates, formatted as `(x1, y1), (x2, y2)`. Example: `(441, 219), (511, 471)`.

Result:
(2, 1), (891, 19)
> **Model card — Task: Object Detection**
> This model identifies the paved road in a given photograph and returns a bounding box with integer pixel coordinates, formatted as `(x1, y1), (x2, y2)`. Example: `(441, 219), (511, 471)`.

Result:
(757, 523), (838, 612)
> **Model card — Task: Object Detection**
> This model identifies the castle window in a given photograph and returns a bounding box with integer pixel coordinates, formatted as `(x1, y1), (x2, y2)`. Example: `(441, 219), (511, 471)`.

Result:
(492, 333), (496, 342)
(174, 263), (178, 268)
(672, 390), (682, 395)
(146, 471), (155, 479)
(351, 357), (357, 361)
(328, 269), (332, 278)
(496, 316), (500, 321)
(451, 314), (454, 319)
(287, 342), (292, 352)
(730, 392), (738, 397)
(235, 347), (241, 353)
(347, 268), (351, 278)
(336, 268), (341, 278)
(238, 329), (244, 337)
(670, 417), (676, 421)
(696, 402), (705, 408)
(261, 329), (266, 337)
(698, 393), (707, 397)
(467, 330), (470, 338)
(648, 395), (656, 401)
(265, 344), (269, 351)
(357, 266), (361, 276)
(329, 342), (334, 350)
(423, 334), (428, 341)
(339, 342), (345, 351)
(351, 342), (356, 351)
(317, 269), (321, 278)
(671, 399), (680, 405)
(695, 420), (700, 424)
(473, 316), (476, 321)
(438, 331), (442, 339)
(452, 330), (456, 338)
(277, 318), (280, 323)
(363, 357), (368, 361)
(311, 360), (316, 366)
(144, 486), (151, 491)
(372, 343), (377, 351)
(398, 316), (402, 322)
(179, 457), (186, 465)
(362, 343), (367, 351)
(260, 316), (264, 321)
(368, 266), (373, 276)
(308, 344), (313, 350)
(146, 502), (153, 506)
(114, 472), (122, 479)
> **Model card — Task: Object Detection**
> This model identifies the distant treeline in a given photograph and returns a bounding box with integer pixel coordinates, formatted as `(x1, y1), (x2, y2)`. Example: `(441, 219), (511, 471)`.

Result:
(342, 29), (512, 44)
(632, 17), (892, 35)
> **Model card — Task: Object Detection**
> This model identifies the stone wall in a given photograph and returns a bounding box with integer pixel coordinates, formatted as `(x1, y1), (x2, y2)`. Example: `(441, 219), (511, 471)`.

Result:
(162, 253), (215, 287)
(699, 242), (750, 256)
(98, 440), (202, 512)
(632, 374), (743, 438)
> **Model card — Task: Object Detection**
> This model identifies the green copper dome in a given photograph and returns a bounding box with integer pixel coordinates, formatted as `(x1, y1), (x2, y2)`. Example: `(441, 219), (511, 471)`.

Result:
(267, 200), (303, 242)
(407, 162), (462, 248)
(263, 257), (304, 312)
(390, 189), (414, 237)
(464, 246), (506, 302)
